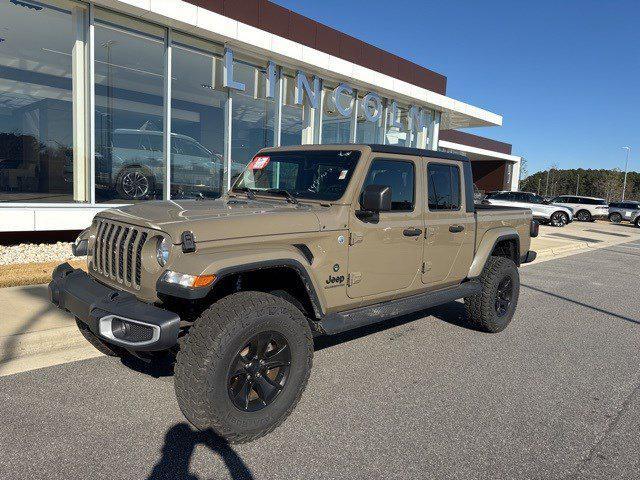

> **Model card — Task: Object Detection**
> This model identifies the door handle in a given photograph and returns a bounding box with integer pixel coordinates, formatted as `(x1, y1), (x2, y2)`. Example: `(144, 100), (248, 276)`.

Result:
(449, 225), (465, 233)
(403, 227), (423, 237)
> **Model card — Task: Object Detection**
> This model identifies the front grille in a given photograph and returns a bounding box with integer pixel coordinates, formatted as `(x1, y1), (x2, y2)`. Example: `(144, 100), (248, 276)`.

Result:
(92, 220), (148, 290)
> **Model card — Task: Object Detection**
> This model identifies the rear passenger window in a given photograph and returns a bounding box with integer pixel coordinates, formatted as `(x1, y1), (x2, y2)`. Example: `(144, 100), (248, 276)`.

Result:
(428, 163), (461, 211)
(361, 159), (415, 211)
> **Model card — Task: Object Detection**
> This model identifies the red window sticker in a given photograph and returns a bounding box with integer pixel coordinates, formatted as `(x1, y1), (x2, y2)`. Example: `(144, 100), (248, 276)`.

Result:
(249, 156), (270, 170)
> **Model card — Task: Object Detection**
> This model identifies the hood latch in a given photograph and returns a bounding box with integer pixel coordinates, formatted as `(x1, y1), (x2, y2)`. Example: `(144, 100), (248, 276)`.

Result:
(181, 231), (196, 253)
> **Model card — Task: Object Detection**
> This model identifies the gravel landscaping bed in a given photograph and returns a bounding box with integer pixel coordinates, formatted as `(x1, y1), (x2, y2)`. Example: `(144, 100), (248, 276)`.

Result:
(0, 242), (80, 266)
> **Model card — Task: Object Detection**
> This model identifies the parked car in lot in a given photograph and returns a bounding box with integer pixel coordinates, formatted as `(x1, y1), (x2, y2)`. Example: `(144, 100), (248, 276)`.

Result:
(549, 195), (609, 222)
(608, 201), (640, 226)
(484, 191), (573, 227)
(50, 144), (537, 444)
(94, 129), (245, 200)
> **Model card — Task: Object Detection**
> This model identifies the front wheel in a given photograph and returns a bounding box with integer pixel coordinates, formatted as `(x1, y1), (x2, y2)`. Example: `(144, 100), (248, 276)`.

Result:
(116, 167), (155, 200)
(174, 291), (314, 444)
(609, 213), (623, 224)
(465, 256), (520, 333)
(550, 211), (569, 227)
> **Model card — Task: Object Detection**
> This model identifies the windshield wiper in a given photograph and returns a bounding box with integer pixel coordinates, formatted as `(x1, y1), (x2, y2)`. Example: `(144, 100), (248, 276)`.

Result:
(266, 189), (299, 204)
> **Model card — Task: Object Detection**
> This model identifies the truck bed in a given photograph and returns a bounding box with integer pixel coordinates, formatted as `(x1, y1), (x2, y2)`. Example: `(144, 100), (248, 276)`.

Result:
(473, 203), (532, 256)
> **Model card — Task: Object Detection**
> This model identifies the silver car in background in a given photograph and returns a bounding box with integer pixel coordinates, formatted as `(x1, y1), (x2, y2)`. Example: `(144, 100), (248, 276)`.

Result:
(484, 191), (574, 227)
(608, 201), (640, 227)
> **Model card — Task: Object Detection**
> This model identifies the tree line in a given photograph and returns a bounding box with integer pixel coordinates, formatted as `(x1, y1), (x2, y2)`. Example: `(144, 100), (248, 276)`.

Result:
(520, 167), (640, 201)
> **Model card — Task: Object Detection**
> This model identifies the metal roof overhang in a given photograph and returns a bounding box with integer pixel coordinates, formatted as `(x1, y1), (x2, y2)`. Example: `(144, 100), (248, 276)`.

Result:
(100, 0), (503, 129)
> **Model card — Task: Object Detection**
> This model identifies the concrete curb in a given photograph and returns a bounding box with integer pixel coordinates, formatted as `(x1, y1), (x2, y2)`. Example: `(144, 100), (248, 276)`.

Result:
(0, 326), (87, 361)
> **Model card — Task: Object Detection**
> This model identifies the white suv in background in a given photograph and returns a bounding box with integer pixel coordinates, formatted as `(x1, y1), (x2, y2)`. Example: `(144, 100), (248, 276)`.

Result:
(550, 196), (609, 222)
(484, 191), (574, 227)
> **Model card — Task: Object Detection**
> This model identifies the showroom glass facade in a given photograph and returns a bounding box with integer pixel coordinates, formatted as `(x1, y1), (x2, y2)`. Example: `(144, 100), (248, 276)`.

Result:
(0, 0), (435, 205)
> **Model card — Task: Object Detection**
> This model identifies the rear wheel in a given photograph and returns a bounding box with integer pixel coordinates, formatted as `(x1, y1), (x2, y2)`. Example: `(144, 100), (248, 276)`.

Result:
(609, 213), (623, 224)
(465, 256), (520, 333)
(550, 211), (569, 227)
(174, 291), (313, 444)
(576, 210), (592, 222)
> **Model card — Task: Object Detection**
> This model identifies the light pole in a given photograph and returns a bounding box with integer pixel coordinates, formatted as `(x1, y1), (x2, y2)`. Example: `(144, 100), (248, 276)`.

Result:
(621, 146), (631, 201)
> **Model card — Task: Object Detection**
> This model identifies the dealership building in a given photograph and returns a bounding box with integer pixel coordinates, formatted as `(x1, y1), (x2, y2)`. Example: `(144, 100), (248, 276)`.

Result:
(0, 0), (522, 232)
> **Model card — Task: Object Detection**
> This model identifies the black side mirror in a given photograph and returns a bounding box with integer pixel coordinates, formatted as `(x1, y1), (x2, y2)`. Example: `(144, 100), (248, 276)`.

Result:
(360, 184), (392, 213)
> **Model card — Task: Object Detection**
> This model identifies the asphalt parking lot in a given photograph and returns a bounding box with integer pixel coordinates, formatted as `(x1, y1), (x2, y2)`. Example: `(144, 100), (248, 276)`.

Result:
(1, 241), (639, 479)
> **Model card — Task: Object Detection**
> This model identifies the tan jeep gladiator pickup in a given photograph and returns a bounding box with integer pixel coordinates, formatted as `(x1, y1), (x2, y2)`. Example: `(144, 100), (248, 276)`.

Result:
(49, 144), (538, 443)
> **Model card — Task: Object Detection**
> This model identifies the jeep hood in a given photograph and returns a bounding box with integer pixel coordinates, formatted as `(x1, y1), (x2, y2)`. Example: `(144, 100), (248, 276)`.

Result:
(97, 198), (322, 243)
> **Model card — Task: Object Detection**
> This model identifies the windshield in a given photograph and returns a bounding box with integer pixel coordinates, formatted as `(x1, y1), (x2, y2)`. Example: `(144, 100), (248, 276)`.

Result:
(233, 150), (361, 201)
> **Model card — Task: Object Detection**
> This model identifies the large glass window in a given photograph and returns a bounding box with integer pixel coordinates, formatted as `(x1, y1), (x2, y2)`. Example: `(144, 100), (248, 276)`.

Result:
(0, 0), (85, 203)
(94, 12), (165, 203)
(280, 74), (303, 147)
(170, 35), (226, 199)
(361, 159), (415, 211)
(321, 85), (353, 144)
(230, 60), (275, 181)
(385, 103), (414, 147)
(356, 94), (384, 144)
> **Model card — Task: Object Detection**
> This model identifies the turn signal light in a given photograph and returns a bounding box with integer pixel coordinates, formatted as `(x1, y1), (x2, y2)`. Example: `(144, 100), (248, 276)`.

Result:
(161, 271), (217, 288)
(193, 275), (216, 288)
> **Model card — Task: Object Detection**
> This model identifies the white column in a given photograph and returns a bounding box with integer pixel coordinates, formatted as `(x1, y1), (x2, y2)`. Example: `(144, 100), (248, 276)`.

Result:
(314, 88), (325, 144)
(428, 111), (441, 150)
(72, 6), (87, 202)
(88, 4), (96, 204)
(163, 29), (172, 200)
(349, 92), (358, 144)
(273, 67), (283, 147)
(379, 101), (389, 144)
(223, 94), (233, 191)
(510, 160), (521, 191)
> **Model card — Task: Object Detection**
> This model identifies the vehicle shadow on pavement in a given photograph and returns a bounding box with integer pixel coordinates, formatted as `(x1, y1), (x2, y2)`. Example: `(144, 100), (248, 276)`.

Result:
(314, 300), (481, 351)
(522, 284), (640, 325)
(147, 423), (254, 480)
(119, 302), (483, 376)
(120, 351), (176, 378)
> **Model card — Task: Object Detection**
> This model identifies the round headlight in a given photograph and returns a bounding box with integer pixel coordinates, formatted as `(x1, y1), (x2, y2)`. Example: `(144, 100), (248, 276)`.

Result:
(156, 237), (171, 267)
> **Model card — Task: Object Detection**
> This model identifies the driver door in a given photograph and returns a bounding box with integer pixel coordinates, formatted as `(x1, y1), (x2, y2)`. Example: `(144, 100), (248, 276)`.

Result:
(347, 156), (424, 299)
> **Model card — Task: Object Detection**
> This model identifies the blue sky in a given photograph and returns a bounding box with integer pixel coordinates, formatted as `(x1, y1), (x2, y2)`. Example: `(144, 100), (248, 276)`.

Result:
(275, 0), (639, 176)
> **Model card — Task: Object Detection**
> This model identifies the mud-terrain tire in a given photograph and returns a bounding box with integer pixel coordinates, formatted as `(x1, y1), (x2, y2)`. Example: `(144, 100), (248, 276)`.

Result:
(76, 318), (123, 357)
(464, 256), (520, 333)
(174, 291), (314, 444)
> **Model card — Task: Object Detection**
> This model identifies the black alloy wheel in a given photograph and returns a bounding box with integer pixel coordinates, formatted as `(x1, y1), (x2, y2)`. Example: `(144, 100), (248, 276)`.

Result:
(576, 210), (592, 222)
(495, 276), (514, 318)
(550, 211), (569, 227)
(228, 331), (291, 413)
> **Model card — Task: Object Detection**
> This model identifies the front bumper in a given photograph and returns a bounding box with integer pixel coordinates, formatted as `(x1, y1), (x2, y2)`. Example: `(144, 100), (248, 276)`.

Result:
(49, 263), (180, 351)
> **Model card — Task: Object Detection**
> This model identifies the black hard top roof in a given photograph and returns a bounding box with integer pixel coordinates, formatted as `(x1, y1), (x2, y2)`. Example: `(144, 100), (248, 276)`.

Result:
(366, 144), (469, 163)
